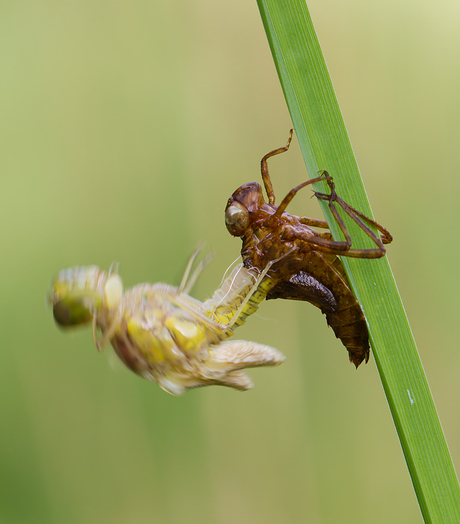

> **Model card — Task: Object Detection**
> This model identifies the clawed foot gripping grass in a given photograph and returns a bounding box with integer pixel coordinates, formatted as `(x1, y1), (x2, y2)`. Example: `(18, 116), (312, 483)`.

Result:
(256, 1), (460, 522)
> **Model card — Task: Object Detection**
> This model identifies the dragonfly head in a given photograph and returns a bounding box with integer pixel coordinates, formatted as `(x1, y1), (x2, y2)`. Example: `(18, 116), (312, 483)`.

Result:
(225, 182), (265, 237)
(50, 266), (123, 327)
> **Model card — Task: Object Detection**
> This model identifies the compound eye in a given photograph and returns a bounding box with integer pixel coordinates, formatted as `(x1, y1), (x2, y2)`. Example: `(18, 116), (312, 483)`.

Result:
(53, 296), (94, 327)
(225, 203), (249, 236)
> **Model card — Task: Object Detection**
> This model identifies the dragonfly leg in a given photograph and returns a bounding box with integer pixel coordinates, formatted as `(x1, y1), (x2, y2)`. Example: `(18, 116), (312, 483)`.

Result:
(261, 129), (294, 205)
(273, 175), (328, 219)
(314, 170), (392, 249)
(288, 171), (390, 258)
(299, 216), (329, 229)
(282, 226), (384, 258)
(179, 246), (214, 295)
(92, 307), (124, 351)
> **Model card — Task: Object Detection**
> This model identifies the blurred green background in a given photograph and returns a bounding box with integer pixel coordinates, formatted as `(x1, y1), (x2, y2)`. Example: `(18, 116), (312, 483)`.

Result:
(1, 1), (459, 522)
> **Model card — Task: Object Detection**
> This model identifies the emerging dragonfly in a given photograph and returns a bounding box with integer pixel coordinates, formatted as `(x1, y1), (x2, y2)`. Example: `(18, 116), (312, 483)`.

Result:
(225, 130), (392, 367)
(49, 251), (285, 395)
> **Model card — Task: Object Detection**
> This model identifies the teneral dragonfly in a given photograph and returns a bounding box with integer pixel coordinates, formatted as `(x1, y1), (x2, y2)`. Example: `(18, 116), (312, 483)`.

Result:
(50, 251), (285, 395)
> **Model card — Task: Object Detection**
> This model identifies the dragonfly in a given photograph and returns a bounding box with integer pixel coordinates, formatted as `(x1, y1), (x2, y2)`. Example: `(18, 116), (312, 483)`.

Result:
(49, 250), (285, 395)
(224, 130), (392, 367)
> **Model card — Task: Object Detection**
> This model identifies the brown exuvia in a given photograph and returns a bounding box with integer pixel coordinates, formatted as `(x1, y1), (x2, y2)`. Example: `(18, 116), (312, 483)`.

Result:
(224, 130), (392, 367)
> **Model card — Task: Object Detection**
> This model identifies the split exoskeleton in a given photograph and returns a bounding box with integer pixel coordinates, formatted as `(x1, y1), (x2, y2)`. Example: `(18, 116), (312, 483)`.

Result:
(225, 130), (392, 367)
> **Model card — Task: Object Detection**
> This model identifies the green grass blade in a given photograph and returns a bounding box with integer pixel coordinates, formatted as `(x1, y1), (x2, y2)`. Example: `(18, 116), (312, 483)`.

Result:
(256, 1), (460, 522)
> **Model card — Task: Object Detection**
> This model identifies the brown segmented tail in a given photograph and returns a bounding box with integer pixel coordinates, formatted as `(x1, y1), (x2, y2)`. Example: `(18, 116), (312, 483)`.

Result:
(267, 252), (370, 367)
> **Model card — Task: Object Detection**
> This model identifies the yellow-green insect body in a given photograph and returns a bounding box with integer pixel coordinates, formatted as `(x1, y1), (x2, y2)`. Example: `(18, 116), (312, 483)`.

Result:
(50, 259), (284, 395)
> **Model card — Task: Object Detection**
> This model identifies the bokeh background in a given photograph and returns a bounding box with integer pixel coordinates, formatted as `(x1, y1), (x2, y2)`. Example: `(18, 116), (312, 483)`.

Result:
(1, 1), (459, 523)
